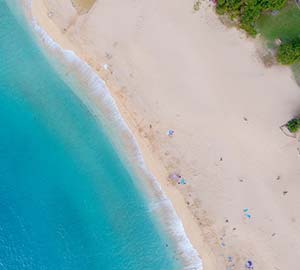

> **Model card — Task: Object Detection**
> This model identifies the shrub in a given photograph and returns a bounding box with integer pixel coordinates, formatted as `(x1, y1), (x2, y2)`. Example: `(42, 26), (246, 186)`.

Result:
(194, 0), (201, 11)
(260, 0), (287, 10)
(215, 0), (300, 66)
(216, 0), (288, 36)
(287, 118), (300, 133)
(240, 3), (261, 36)
(277, 40), (300, 65)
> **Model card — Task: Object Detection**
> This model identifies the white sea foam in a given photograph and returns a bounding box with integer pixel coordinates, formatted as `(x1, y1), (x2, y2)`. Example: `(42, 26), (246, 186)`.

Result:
(20, 1), (203, 269)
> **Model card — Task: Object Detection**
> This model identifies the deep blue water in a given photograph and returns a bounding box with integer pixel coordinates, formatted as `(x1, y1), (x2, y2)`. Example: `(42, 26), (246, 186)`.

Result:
(0, 1), (180, 269)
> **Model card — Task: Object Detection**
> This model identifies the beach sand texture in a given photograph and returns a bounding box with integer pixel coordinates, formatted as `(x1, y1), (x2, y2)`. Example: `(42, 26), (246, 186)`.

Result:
(32, 0), (300, 269)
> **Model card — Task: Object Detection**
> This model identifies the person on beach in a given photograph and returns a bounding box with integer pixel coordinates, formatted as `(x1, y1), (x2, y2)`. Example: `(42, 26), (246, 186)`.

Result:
(245, 260), (254, 269)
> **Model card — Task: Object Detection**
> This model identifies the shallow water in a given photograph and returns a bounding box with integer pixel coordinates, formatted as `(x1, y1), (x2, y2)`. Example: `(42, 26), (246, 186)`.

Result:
(0, 1), (180, 269)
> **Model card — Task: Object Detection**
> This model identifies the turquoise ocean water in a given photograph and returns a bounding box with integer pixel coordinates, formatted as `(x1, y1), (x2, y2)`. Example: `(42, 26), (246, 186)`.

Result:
(0, 1), (183, 269)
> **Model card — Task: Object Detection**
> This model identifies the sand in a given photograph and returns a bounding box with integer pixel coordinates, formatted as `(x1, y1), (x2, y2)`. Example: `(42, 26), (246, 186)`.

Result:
(31, 0), (300, 269)
(71, 0), (95, 14)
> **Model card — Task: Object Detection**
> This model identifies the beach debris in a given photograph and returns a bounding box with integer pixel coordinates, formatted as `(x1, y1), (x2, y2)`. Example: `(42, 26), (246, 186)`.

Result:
(283, 191), (288, 196)
(221, 242), (226, 247)
(105, 52), (112, 60)
(226, 256), (236, 270)
(178, 178), (186, 185)
(275, 38), (282, 46)
(279, 124), (297, 138)
(169, 173), (181, 182)
(103, 63), (109, 70)
(48, 11), (54, 18)
(243, 208), (252, 219)
(167, 129), (175, 137)
(245, 260), (254, 269)
(272, 10), (280, 16)
(169, 173), (186, 185)
(193, 0), (201, 11)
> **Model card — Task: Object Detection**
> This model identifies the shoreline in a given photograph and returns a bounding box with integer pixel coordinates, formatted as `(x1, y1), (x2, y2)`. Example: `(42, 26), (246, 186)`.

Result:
(22, 0), (205, 269)
(23, 0), (300, 269)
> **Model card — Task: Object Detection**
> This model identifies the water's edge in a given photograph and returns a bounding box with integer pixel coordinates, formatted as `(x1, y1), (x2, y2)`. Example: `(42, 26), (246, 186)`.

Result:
(12, 1), (202, 269)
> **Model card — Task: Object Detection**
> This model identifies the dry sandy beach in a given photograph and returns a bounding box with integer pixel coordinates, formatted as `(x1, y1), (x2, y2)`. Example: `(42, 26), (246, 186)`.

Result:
(31, 0), (300, 269)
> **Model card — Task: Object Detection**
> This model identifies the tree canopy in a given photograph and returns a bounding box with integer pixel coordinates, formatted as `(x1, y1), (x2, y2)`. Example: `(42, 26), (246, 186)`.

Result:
(277, 40), (300, 65)
(216, 0), (288, 36)
(287, 118), (300, 133)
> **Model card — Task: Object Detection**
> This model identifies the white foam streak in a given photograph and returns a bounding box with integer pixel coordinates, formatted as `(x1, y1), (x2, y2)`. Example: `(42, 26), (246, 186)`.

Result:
(23, 1), (203, 269)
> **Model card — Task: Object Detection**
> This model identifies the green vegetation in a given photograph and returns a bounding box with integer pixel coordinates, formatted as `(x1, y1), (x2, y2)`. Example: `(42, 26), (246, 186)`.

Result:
(256, 3), (300, 43)
(291, 62), (300, 85)
(216, 0), (288, 36)
(194, 0), (201, 11)
(256, 2), (300, 65)
(277, 40), (300, 64)
(287, 118), (300, 133)
(216, 0), (300, 65)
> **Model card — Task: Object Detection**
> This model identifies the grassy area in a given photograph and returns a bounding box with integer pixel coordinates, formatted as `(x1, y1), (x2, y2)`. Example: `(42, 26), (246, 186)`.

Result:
(255, 3), (300, 83)
(216, 0), (288, 36)
(215, 0), (300, 64)
(256, 2), (300, 43)
(291, 62), (300, 84)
